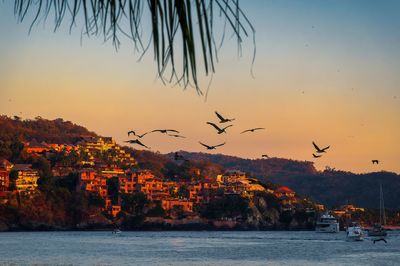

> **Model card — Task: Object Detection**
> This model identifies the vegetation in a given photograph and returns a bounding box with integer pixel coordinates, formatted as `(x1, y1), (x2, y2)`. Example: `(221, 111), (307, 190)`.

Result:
(1, 116), (399, 231)
(200, 194), (249, 219)
(13, 0), (255, 94)
(179, 151), (400, 209)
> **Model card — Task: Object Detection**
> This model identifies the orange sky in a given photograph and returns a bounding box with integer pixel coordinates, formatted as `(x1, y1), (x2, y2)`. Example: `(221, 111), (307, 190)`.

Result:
(0, 1), (399, 174)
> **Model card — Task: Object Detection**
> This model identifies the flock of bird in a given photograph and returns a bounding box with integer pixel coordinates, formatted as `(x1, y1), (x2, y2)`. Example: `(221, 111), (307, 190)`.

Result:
(125, 111), (265, 158)
(125, 112), (380, 165)
(125, 129), (184, 149)
(311, 141), (330, 158)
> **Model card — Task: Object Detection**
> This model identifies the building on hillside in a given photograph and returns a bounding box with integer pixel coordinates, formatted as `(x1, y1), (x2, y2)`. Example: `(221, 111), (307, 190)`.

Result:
(274, 186), (296, 198)
(0, 159), (12, 191)
(0, 159), (13, 171)
(274, 186), (297, 208)
(219, 170), (247, 184)
(100, 167), (125, 178)
(78, 169), (108, 198)
(110, 205), (121, 217)
(24, 139), (50, 154)
(333, 204), (365, 219)
(79, 137), (116, 152)
(0, 170), (9, 191)
(48, 143), (77, 153)
(11, 164), (40, 192)
(162, 199), (193, 213)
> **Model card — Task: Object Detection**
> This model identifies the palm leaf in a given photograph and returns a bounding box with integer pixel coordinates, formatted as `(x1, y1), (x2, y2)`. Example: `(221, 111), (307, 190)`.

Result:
(13, 0), (255, 95)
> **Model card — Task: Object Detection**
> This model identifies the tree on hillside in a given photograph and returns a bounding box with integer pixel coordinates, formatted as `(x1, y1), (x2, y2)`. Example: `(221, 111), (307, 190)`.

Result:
(13, 0), (255, 94)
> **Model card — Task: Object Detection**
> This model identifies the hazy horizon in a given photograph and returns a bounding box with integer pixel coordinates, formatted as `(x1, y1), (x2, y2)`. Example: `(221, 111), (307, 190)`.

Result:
(1, 0), (399, 174)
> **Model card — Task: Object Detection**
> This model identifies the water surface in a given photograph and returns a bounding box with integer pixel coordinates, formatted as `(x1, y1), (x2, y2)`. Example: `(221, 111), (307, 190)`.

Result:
(0, 231), (399, 265)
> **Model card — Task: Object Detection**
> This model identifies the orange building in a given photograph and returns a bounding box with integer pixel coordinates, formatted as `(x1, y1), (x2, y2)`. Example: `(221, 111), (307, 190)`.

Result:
(0, 159), (13, 171)
(24, 140), (50, 154)
(78, 169), (108, 199)
(0, 170), (9, 191)
(162, 199), (193, 213)
(0, 159), (12, 191)
(111, 205), (121, 217)
(274, 187), (297, 206)
(274, 187), (296, 198)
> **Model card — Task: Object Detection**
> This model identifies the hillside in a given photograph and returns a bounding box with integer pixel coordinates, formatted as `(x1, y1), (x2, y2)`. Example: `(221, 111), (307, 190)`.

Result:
(0, 115), (97, 143)
(0, 115), (97, 159)
(176, 152), (400, 209)
(1, 115), (398, 210)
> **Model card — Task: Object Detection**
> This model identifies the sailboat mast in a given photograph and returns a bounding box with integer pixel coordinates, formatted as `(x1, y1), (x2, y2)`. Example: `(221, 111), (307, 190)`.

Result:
(381, 184), (386, 225)
(379, 184), (382, 225)
(379, 184), (386, 226)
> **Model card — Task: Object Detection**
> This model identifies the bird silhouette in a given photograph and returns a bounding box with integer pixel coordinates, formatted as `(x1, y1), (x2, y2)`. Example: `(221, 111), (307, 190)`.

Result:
(215, 111), (235, 123)
(124, 139), (150, 149)
(372, 160), (379, 164)
(127, 130), (148, 138)
(240, 128), (265, 134)
(150, 129), (180, 134)
(199, 141), (226, 150)
(168, 134), (186, 138)
(313, 153), (322, 158)
(136, 132), (149, 138)
(206, 122), (233, 134)
(261, 154), (270, 159)
(312, 141), (330, 153)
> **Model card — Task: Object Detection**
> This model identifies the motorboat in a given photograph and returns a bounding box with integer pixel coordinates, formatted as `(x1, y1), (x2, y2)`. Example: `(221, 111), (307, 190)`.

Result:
(315, 213), (340, 233)
(346, 223), (364, 241)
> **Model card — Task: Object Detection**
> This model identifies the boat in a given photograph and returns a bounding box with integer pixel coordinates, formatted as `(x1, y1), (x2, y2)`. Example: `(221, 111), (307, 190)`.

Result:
(368, 184), (387, 238)
(112, 228), (122, 234)
(315, 213), (340, 233)
(346, 223), (364, 241)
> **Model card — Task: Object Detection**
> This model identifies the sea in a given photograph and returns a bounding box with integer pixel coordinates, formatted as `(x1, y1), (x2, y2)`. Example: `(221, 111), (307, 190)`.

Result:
(0, 231), (399, 266)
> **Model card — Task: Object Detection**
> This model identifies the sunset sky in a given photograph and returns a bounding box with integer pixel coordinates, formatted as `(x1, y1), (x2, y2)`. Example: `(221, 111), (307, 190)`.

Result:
(0, 0), (399, 174)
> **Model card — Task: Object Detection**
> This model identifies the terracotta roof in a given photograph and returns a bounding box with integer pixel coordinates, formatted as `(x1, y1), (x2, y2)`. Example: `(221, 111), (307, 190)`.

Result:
(276, 186), (294, 193)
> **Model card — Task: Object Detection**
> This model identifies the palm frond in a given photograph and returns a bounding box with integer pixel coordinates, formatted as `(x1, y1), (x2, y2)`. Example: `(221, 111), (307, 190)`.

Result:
(14, 0), (255, 94)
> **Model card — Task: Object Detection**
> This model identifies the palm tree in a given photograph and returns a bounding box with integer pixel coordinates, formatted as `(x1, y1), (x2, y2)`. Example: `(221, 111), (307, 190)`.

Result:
(13, 0), (255, 95)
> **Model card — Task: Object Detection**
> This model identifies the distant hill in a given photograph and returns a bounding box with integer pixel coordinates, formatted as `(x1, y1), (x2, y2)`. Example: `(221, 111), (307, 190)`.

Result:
(176, 151), (400, 209)
(2, 115), (398, 209)
(0, 115), (97, 159)
(0, 115), (97, 144)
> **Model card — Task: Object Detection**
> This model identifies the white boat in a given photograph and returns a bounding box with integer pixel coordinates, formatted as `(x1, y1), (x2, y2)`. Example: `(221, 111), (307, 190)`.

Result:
(112, 228), (122, 234)
(346, 223), (364, 241)
(315, 213), (340, 233)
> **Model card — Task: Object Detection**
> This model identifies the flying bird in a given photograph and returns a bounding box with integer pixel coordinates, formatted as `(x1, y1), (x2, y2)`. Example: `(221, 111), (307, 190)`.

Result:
(206, 122), (233, 134)
(261, 154), (270, 159)
(240, 128), (265, 134)
(312, 141), (330, 153)
(124, 139), (150, 149)
(372, 160), (379, 165)
(313, 153), (322, 158)
(199, 141), (226, 150)
(135, 132), (149, 138)
(150, 129), (180, 134)
(168, 134), (186, 138)
(215, 111), (235, 123)
(128, 130), (148, 138)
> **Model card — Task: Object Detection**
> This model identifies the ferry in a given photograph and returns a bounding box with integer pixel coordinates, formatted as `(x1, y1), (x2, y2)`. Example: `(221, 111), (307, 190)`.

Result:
(315, 213), (340, 233)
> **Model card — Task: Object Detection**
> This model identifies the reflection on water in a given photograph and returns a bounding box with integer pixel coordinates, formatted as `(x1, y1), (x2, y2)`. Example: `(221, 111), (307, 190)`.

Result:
(0, 231), (399, 265)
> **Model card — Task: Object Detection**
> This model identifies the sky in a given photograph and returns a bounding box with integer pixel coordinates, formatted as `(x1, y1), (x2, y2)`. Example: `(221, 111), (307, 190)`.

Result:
(0, 0), (399, 174)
